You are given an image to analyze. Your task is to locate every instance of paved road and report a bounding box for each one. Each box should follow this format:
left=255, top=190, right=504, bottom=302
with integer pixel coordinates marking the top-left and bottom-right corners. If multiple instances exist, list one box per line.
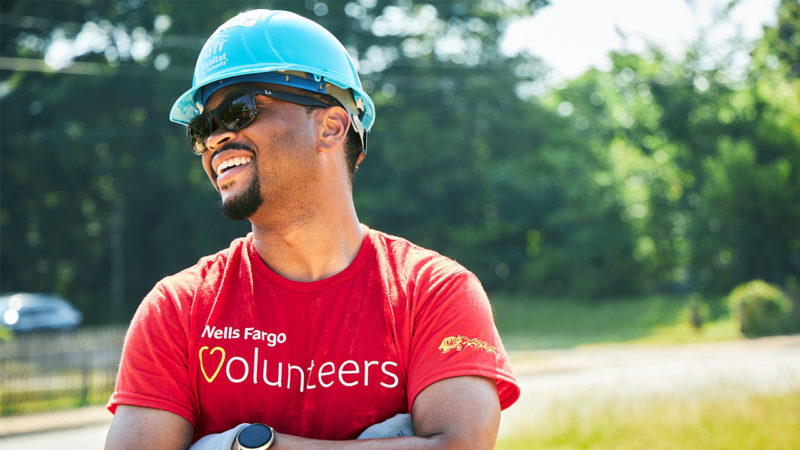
left=0, top=422, right=110, bottom=449
left=499, top=335, right=800, bottom=435
left=3, top=335, right=799, bottom=448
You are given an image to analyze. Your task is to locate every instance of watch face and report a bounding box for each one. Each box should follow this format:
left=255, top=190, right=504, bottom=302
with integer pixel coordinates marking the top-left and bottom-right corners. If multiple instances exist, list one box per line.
left=238, top=423, right=273, bottom=449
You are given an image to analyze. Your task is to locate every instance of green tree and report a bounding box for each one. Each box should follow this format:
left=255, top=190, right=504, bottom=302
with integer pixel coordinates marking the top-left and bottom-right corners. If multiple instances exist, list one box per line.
left=1, top=0, right=558, bottom=322
left=548, top=0, right=800, bottom=295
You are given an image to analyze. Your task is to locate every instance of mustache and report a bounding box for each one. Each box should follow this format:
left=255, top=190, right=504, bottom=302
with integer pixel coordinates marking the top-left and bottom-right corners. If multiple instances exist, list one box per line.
left=210, top=142, right=256, bottom=164
left=217, top=142, right=256, bottom=155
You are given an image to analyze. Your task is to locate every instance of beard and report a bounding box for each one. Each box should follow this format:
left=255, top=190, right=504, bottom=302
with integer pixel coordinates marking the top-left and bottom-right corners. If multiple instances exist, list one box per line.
left=220, top=172, right=263, bottom=221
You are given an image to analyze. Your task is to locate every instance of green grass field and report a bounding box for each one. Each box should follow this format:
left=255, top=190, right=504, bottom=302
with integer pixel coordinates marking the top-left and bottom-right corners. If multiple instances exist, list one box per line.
left=491, top=294, right=799, bottom=449
left=496, top=389, right=800, bottom=450
left=490, top=294, right=740, bottom=351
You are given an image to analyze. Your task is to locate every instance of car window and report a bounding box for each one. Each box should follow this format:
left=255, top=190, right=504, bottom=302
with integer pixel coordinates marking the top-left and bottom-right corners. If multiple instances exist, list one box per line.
left=20, top=305, right=58, bottom=315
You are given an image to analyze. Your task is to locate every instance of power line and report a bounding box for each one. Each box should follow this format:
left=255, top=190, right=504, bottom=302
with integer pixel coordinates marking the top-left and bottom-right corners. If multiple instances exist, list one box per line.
left=0, top=56, right=112, bottom=76
left=0, top=56, right=189, bottom=78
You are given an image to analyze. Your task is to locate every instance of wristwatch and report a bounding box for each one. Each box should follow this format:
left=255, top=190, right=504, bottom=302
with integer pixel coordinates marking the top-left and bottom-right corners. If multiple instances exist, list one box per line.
left=236, top=423, right=275, bottom=450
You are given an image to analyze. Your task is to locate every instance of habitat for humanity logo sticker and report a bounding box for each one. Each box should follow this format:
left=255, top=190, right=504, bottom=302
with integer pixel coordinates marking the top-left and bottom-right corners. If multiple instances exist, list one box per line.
left=197, top=37, right=228, bottom=75
left=438, top=335, right=497, bottom=356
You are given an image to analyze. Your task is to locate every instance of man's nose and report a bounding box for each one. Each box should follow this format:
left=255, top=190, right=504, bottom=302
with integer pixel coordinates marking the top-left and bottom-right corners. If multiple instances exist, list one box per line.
left=206, top=126, right=236, bottom=152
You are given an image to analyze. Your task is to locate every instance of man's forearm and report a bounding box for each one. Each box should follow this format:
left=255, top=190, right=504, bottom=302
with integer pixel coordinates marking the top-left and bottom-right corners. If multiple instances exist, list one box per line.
left=193, top=429, right=464, bottom=450
left=192, top=414, right=417, bottom=450
left=268, top=432, right=469, bottom=450
left=194, top=376, right=499, bottom=450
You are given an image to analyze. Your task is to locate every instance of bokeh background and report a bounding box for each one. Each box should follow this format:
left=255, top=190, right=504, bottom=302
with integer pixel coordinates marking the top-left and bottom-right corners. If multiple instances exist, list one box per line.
left=1, top=0, right=799, bottom=447
left=2, top=0, right=798, bottom=322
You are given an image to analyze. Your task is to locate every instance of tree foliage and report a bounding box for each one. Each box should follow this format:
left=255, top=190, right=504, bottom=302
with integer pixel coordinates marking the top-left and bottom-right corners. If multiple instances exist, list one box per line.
left=1, top=0, right=797, bottom=323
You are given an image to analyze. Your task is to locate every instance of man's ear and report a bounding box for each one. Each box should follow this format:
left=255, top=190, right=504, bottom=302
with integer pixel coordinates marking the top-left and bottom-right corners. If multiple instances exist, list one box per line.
left=317, top=107, right=350, bottom=153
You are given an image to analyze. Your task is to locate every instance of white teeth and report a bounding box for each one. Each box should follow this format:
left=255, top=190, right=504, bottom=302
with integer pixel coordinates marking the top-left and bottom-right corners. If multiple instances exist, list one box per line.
left=216, top=156, right=252, bottom=175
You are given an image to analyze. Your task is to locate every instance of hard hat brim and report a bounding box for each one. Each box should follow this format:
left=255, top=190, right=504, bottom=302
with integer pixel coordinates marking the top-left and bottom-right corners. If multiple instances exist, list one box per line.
left=169, top=66, right=375, bottom=131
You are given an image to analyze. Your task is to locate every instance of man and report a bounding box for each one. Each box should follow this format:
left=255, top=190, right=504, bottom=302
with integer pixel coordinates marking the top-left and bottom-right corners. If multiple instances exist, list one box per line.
left=106, top=9, right=519, bottom=449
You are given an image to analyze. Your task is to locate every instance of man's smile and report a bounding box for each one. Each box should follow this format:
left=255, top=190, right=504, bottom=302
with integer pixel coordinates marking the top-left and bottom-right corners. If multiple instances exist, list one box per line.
left=211, top=150, right=255, bottom=186
left=216, top=156, right=253, bottom=175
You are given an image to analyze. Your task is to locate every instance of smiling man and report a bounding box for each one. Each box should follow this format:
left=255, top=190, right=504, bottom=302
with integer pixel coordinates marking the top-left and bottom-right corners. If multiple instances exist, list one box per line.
left=105, top=9, right=518, bottom=450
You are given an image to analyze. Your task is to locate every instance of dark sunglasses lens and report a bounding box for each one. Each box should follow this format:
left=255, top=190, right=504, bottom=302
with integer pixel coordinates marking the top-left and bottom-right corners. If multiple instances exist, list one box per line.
left=221, top=94, right=257, bottom=129
left=186, top=93, right=258, bottom=155
left=188, top=115, right=212, bottom=154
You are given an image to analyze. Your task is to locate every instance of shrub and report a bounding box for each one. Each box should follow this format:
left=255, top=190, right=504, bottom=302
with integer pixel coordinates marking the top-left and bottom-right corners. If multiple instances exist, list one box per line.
left=727, top=280, right=794, bottom=337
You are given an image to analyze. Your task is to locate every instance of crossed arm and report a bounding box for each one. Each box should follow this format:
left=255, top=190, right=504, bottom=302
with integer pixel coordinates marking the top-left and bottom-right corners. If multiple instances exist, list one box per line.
left=105, top=375, right=500, bottom=449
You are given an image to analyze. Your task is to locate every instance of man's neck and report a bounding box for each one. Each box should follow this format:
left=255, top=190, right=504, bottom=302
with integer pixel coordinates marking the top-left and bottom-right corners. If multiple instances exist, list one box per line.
left=249, top=207, right=365, bottom=282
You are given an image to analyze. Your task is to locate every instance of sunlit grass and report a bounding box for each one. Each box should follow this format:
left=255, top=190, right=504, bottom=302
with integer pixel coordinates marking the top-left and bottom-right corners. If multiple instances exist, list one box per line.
left=631, top=315, right=740, bottom=345
left=497, top=389, right=800, bottom=449
left=0, top=371, right=114, bottom=416
left=491, top=294, right=740, bottom=350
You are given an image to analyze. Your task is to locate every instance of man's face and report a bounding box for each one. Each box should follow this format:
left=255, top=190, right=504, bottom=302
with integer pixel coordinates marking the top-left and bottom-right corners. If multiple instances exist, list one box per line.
left=199, top=83, right=320, bottom=221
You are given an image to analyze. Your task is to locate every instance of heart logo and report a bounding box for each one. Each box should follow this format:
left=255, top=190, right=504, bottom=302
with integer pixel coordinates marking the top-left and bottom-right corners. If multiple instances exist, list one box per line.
left=199, top=346, right=225, bottom=383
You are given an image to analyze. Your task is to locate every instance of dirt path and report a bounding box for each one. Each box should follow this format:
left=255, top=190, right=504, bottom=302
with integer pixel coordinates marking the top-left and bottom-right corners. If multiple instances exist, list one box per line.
left=500, top=334, right=800, bottom=437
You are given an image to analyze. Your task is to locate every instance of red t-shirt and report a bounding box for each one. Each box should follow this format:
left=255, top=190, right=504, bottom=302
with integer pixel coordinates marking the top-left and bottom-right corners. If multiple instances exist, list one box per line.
left=108, top=226, right=519, bottom=441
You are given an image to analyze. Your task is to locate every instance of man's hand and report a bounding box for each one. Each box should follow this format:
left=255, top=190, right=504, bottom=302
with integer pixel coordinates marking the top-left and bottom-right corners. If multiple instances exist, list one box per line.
left=357, top=413, right=414, bottom=439
left=187, top=423, right=249, bottom=450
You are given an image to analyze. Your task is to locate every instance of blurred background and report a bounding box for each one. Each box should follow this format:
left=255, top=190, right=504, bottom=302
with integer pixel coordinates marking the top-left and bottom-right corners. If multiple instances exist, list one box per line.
left=1, top=0, right=799, bottom=448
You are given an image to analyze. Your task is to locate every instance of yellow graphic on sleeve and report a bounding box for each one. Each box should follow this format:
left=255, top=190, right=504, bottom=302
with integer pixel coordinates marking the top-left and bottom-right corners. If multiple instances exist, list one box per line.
left=438, top=335, right=497, bottom=356
left=199, top=346, right=226, bottom=383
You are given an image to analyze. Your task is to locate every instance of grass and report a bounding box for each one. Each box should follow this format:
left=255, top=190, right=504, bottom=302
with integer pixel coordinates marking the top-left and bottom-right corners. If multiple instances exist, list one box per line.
left=0, top=369, right=115, bottom=416
left=496, top=389, right=800, bottom=450
left=490, top=294, right=741, bottom=351
left=0, top=326, right=124, bottom=417
left=0, top=391, right=112, bottom=416
left=492, top=294, right=799, bottom=448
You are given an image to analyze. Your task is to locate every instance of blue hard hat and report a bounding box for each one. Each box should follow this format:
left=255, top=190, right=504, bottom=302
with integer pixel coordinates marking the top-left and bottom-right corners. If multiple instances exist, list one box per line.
left=169, top=9, right=375, bottom=138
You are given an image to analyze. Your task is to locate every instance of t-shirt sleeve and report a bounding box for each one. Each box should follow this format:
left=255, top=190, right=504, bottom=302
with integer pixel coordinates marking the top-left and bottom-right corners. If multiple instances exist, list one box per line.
left=106, top=278, right=198, bottom=427
left=405, top=267, right=520, bottom=412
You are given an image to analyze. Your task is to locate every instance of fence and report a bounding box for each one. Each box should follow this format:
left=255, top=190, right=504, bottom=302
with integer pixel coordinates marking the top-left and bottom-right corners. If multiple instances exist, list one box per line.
left=0, top=326, right=126, bottom=416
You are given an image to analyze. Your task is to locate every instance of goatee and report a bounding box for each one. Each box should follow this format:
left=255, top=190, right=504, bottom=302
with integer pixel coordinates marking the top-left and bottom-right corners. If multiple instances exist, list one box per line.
left=220, top=174, right=263, bottom=221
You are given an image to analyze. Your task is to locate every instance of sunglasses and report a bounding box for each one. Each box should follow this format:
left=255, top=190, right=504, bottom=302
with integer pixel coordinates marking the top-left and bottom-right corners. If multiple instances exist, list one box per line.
left=187, top=88, right=338, bottom=155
